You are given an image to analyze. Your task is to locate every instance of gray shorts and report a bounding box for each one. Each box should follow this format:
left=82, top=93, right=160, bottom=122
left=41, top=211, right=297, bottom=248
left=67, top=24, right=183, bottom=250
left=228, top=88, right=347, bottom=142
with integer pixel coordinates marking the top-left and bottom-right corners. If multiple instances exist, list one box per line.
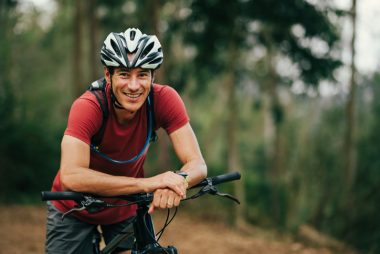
left=45, top=201, right=135, bottom=254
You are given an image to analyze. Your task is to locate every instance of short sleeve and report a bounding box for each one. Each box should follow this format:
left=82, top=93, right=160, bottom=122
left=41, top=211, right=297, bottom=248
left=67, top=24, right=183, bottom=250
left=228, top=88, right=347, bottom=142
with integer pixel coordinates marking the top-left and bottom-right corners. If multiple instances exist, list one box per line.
left=154, top=85, right=190, bottom=134
left=64, top=92, right=102, bottom=145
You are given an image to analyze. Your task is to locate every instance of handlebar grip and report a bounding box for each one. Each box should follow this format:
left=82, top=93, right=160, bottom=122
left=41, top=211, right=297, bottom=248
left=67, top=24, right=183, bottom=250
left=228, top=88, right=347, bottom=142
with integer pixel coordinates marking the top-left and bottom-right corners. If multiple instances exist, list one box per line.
left=192, top=171, right=241, bottom=188
left=41, top=191, right=85, bottom=201
left=210, top=171, right=241, bottom=185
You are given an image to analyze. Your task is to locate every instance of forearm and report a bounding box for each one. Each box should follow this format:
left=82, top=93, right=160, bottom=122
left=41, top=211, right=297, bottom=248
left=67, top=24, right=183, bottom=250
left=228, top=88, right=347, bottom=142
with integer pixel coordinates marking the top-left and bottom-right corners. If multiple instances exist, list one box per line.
left=178, top=158, right=207, bottom=187
left=60, top=167, right=146, bottom=196
left=60, top=166, right=187, bottom=198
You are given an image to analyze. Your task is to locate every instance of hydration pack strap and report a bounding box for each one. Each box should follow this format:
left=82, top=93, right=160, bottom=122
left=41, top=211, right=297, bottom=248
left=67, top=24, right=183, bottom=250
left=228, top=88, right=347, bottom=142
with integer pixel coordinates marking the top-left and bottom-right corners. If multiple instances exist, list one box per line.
left=88, top=77, right=109, bottom=148
left=87, top=78, right=157, bottom=164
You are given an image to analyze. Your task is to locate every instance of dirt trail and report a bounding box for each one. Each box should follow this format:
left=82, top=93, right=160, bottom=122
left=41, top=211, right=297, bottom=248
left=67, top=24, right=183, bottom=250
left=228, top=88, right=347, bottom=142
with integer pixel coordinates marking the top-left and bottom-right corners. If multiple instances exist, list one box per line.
left=0, top=205, right=349, bottom=254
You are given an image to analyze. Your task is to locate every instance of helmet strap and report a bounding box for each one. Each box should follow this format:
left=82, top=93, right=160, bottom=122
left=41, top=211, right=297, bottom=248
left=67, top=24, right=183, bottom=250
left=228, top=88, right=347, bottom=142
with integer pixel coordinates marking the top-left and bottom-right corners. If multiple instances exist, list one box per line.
left=109, top=74, right=125, bottom=110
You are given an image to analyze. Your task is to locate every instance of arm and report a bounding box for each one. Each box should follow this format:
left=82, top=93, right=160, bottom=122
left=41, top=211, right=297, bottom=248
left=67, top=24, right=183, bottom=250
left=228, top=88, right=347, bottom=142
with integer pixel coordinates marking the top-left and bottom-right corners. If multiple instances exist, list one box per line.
left=59, top=135, right=186, bottom=197
left=169, top=123, right=207, bottom=186
left=149, top=123, right=207, bottom=213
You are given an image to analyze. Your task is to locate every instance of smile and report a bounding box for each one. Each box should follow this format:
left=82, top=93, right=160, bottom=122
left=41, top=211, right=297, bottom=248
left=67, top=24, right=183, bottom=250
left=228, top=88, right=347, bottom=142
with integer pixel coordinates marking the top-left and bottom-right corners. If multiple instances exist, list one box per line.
left=123, top=92, right=142, bottom=99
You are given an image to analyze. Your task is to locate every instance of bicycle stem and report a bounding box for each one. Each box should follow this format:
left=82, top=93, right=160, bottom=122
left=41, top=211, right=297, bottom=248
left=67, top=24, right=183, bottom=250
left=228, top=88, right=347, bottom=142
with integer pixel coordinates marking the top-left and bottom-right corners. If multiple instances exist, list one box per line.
left=133, top=201, right=159, bottom=251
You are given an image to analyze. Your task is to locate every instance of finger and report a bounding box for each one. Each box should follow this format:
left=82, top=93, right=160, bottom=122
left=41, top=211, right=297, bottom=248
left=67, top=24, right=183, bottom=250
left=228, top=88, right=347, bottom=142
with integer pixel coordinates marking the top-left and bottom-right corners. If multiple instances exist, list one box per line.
left=159, top=192, right=168, bottom=209
left=167, top=182, right=185, bottom=198
left=165, top=172, right=186, bottom=197
left=148, top=204, right=155, bottom=214
left=182, top=185, right=187, bottom=199
left=167, top=194, right=175, bottom=208
left=173, top=195, right=181, bottom=207
left=153, top=191, right=162, bottom=208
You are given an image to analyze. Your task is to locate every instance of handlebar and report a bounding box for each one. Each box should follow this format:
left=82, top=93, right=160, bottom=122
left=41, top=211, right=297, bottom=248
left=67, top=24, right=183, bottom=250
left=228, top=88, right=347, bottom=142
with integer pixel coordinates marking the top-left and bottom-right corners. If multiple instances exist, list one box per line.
left=191, top=171, right=241, bottom=188
left=41, top=191, right=153, bottom=202
left=41, top=191, right=84, bottom=201
left=41, top=172, right=241, bottom=202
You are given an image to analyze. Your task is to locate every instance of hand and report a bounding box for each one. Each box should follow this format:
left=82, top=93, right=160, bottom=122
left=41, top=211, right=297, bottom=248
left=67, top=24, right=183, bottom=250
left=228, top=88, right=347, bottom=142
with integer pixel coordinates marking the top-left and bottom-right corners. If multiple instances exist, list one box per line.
left=148, top=188, right=184, bottom=214
left=143, top=171, right=188, bottom=198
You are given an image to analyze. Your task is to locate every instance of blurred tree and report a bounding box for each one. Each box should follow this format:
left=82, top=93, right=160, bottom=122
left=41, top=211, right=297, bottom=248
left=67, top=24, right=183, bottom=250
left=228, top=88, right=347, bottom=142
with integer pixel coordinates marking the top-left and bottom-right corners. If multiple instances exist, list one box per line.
left=244, top=0, right=342, bottom=223
left=344, top=0, right=357, bottom=191
left=0, top=0, right=18, bottom=195
left=185, top=0, right=248, bottom=227
left=0, top=0, right=62, bottom=201
left=135, top=0, right=172, bottom=171
left=73, top=0, right=85, bottom=97
left=320, top=72, right=380, bottom=253
left=184, top=0, right=342, bottom=226
left=88, top=0, right=99, bottom=79
left=350, top=76, right=380, bottom=252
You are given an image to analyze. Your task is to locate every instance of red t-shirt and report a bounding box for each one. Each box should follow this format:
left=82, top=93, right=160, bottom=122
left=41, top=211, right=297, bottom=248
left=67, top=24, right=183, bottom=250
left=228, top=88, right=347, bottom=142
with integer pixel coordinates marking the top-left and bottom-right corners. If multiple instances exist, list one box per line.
left=51, top=83, right=189, bottom=225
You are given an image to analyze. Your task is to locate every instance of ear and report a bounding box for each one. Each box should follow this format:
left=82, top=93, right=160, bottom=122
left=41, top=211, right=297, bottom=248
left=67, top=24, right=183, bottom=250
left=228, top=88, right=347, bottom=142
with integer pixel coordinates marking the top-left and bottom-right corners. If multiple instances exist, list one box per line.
left=104, top=67, right=111, bottom=84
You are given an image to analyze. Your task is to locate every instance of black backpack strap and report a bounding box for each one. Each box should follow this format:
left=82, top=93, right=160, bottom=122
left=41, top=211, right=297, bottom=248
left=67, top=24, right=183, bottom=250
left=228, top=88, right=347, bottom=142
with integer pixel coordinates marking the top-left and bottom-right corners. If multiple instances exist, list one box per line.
left=88, top=77, right=108, bottom=149
left=148, top=85, right=158, bottom=143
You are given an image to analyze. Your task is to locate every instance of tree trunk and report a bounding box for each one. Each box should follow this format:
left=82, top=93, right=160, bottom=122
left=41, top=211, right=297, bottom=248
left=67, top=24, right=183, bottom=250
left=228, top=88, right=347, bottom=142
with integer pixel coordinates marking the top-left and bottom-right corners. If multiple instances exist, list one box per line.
left=226, top=37, right=245, bottom=227
left=344, top=0, right=357, bottom=191
left=145, top=1, right=171, bottom=170
left=262, top=27, right=284, bottom=224
left=73, top=0, right=84, bottom=97
left=88, top=0, right=99, bottom=80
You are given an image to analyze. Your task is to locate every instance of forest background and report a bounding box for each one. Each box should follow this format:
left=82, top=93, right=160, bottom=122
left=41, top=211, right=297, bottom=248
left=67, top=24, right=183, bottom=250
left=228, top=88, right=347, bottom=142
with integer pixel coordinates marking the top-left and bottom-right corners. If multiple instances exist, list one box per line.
left=0, top=0, right=379, bottom=253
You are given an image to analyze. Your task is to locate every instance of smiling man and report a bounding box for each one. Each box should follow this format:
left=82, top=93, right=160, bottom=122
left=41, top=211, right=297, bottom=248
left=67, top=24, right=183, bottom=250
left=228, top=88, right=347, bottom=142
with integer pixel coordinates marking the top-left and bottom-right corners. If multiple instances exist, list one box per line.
left=45, top=28, right=207, bottom=254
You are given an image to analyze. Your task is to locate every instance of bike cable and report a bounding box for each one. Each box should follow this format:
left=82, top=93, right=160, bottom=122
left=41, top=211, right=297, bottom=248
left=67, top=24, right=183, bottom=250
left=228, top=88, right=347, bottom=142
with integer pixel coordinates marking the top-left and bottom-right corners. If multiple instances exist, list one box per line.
left=141, top=209, right=173, bottom=254
left=156, top=207, right=178, bottom=241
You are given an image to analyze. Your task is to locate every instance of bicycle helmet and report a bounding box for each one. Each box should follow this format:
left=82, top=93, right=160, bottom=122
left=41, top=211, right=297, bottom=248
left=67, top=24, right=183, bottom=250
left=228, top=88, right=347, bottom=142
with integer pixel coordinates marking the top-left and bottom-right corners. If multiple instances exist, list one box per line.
left=100, top=28, right=163, bottom=70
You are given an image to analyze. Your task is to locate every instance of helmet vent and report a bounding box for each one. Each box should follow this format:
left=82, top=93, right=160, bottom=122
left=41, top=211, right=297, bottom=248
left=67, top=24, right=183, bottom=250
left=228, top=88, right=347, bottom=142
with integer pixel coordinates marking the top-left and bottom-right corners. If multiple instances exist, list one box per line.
left=141, top=42, right=154, bottom=59
left=101, top=53, right=112, bottom=62
left=111, top=40, right=121, bottom=57
left=149, top=58, right=162, bottom=65
left=130, top=31, right=136, bottom=40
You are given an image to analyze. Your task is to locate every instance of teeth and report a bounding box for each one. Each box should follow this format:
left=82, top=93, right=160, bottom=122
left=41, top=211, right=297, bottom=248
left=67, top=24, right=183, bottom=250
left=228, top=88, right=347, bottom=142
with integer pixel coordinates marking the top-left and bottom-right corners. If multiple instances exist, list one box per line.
left=124, top=93, right=141, bottom=98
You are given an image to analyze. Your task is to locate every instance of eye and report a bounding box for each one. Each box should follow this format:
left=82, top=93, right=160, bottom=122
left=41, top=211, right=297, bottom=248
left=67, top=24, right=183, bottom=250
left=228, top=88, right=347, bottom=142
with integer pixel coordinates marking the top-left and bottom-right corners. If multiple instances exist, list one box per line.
left=139, top=72, right=149, bottom=78
left=118, top=72, right=129, bottom=78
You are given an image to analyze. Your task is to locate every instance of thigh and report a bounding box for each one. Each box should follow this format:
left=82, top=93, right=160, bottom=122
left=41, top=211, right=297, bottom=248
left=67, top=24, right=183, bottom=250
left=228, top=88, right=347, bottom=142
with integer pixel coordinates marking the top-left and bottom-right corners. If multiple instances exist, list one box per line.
left=101, top=216, right=136, bottom=252
left=45, top=201, right=97, bottom=254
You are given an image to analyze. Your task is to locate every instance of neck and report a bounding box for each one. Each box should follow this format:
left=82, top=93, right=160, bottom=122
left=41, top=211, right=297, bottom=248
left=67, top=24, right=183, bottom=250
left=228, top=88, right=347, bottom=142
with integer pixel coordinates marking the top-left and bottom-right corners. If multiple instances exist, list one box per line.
left=114, top=106, right=136, bottom=124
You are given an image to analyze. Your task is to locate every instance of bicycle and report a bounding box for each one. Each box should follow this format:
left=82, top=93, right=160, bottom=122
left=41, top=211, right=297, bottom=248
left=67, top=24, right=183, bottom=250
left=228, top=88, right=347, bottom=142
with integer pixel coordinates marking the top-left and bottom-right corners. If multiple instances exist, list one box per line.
left=41, top=172, right=241, bottom=254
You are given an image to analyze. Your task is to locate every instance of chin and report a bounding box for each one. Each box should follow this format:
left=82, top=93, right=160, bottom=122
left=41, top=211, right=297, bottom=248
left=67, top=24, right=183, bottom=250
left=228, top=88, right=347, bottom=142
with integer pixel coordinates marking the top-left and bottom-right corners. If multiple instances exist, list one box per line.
left=123, top=103, right=143, bottom=113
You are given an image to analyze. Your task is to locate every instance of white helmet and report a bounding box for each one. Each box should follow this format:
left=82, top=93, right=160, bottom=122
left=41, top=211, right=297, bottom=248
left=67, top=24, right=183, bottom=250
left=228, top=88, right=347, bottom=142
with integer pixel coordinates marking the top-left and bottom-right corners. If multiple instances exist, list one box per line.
left=100, top=28, right=163, bottom=70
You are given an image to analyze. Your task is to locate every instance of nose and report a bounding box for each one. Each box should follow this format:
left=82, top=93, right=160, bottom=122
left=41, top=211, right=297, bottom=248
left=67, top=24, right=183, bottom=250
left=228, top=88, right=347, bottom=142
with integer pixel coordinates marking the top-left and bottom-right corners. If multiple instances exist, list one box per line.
left=127, top=76, right=140, bottom=91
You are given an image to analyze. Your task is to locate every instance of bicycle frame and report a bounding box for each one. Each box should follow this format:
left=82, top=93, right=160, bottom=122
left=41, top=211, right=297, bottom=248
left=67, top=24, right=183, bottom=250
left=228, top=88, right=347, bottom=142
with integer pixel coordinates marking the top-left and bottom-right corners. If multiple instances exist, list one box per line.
left=100, top=199, right=177, bottom=254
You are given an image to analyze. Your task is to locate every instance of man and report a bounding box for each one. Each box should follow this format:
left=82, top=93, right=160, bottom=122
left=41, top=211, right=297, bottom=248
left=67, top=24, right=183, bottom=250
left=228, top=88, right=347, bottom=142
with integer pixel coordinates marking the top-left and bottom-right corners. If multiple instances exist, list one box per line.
left=45, top=28, right=207, bottom=253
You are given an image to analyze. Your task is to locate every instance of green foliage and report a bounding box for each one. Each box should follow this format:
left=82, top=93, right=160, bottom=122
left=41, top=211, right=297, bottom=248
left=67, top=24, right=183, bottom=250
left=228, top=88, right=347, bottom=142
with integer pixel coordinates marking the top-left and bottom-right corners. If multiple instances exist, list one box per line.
left=184, top=0, right=247, bottom=84
left=185, top=0, right=341, bottom=88
left=333, top=76, right=380, bottom=253
left=0, top=120, right=60, bottom=202
left=0, top=0, right=66, bottom=202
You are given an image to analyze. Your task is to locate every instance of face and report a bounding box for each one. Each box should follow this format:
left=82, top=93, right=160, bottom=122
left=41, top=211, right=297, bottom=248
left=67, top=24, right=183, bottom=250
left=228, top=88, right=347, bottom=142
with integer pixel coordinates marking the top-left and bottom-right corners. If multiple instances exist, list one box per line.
left=105, top=67, right=152, bottom=114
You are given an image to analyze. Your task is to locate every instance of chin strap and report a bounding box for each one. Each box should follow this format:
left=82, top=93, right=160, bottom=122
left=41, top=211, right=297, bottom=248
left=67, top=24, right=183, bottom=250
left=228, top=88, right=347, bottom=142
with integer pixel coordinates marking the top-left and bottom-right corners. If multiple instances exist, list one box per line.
left=109, top=78, right=125, bottom=109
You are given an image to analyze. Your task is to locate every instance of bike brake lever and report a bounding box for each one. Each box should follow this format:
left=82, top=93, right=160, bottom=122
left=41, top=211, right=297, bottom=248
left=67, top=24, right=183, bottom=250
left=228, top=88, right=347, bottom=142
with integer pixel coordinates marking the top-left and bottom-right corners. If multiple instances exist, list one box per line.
left=61, top=195, right=106, bottom=220
left=213, top=191, right=240, bottom=204
left=187, top=178, right=241, bottom=205
left=186, top=179, right=214, bottom=200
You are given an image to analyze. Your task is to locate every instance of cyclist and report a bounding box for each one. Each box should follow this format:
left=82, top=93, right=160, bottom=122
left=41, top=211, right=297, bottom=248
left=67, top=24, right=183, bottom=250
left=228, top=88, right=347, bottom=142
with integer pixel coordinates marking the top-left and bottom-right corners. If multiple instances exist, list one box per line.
left=45, top=27, right=207, bottom=254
